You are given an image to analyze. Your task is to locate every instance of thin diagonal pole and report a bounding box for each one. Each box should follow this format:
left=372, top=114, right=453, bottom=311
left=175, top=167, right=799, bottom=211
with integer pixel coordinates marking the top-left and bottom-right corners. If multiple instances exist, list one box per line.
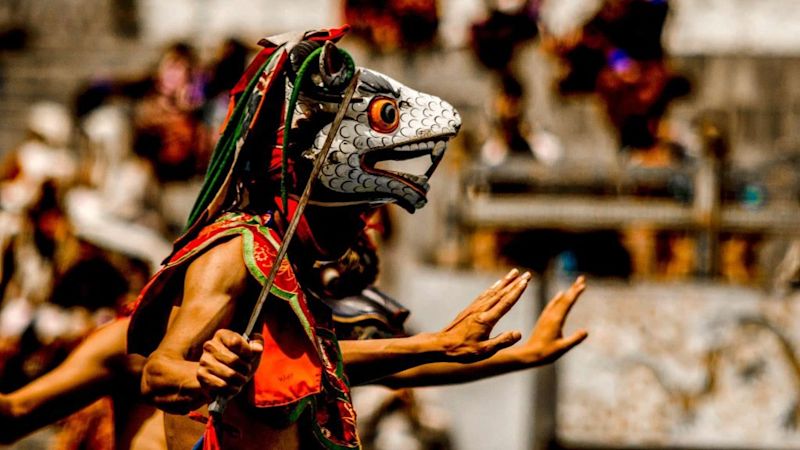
left=208, top=69, right=361, bottom=417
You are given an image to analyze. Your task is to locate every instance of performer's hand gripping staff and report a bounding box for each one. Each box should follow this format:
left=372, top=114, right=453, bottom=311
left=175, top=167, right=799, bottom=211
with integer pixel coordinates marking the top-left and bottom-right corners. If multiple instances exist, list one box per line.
left=202, top=69, right=363, bottom=428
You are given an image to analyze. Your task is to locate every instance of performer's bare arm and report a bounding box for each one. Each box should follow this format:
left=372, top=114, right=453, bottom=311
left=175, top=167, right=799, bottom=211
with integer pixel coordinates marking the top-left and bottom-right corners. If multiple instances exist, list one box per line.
left=141, top=240, right=535, bottom=409
left=341, top=269, right=533, bottom=385
left=0, top=319, right=129, bottom=444
left=372, top=277, right=588, bottom=389
left=140, top=236, right=263, bottom=414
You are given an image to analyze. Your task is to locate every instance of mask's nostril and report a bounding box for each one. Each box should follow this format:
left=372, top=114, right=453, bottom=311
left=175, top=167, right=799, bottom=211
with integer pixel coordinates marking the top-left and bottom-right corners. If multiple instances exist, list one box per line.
left=452, top=111, right=462, bottom=133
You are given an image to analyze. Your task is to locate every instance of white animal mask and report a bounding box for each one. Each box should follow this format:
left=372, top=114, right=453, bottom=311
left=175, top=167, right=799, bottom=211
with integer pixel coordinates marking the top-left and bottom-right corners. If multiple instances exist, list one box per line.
left=287, top=41, right=461, bottom=212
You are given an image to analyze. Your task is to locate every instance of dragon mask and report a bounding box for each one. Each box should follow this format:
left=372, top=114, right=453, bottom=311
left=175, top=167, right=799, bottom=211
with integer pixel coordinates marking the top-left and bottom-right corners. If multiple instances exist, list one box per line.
left=183, top=26, right=461, bottom=245
left=292, top=46, right=461, bottom=212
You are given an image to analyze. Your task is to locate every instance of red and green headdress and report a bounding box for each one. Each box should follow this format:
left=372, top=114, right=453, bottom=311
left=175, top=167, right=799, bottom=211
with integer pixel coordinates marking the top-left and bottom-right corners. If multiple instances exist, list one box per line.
left=177, top=27, right=352, bottom=247
left=173, top=25, right=461, bottom=258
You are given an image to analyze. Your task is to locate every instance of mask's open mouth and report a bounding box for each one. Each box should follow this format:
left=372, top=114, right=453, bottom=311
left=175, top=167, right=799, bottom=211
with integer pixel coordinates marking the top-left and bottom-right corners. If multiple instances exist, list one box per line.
left=362, top=138, right=449, bottom=194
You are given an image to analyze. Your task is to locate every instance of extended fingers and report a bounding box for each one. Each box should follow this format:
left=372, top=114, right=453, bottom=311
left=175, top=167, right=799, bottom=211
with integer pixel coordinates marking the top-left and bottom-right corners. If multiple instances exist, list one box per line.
left=475, top=268, right=521, bottom=306
left=568, top=275, right=586, bottom=298
left=559, top=276, right=586, bottom=318
left=475, top=270, right=529, bottom=315
left=557, top=329, right=589, bottom=353
left=481, top=271, right=532, bottom=324
left=491, top=268, right=520, bottom=292
left=452, top=268, right=522, bottom=324
left=479, top=330, right=523, bottom=357
left=545, top=276, right=586, bottom=319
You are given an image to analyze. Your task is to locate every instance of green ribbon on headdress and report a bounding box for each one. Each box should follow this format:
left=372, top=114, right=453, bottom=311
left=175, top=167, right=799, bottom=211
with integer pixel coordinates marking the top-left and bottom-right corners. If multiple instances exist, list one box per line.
left=280, top=46, right=323, bottom=212
left=184, top=53, right=277, bottom=229
left=185, top=44, right=354, bottom=230
left=280, top=46, right=355, bottom=211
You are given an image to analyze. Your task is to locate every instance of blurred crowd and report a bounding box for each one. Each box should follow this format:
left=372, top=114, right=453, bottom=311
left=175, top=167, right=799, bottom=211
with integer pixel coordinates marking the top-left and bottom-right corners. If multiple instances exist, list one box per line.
left=472, top=0, right=691, bottom=167
left=2, top=1, right=797, bottom=448
left=0, top=0, right=781, bottom=400
left=0, top=37, right=249, bottom=397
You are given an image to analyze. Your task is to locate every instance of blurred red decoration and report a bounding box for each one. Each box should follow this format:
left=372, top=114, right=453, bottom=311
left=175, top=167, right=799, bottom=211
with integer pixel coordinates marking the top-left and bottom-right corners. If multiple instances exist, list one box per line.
left=470, top=1, right=540, bottom=71
left=549, top=0, right=690, bottom=150
left=344, top=0, right=440, bottom=52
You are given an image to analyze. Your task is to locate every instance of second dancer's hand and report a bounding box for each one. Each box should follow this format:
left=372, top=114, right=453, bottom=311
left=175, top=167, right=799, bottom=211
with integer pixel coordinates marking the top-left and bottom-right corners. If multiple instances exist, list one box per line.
left=433, top=268, right=531, bottom=363
left=512, top=276, right=589, bottom=366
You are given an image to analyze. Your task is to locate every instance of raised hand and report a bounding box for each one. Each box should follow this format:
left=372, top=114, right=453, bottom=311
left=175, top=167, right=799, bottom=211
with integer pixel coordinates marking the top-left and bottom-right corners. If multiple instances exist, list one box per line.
left=517, top=276, right=588, bottom=366
left=197, top=330, right=264, bottom=398
left=435, top=269, right=531, bottom=363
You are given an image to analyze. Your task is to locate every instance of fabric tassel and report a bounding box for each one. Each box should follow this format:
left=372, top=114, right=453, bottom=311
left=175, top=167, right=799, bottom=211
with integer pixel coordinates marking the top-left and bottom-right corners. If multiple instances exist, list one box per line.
left=197, top=415, right=222, bottom=450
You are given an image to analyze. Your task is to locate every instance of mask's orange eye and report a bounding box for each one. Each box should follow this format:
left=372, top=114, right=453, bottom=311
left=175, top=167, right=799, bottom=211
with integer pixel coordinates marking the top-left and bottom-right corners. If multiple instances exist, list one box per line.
left=368, top=97, right=400, bottom=133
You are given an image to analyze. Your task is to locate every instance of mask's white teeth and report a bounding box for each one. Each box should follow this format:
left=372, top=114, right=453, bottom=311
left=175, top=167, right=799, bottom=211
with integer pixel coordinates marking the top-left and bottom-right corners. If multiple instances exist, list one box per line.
left=398, top=173, right=429, bottom=186
left=432, top=141, right=446, bottom=159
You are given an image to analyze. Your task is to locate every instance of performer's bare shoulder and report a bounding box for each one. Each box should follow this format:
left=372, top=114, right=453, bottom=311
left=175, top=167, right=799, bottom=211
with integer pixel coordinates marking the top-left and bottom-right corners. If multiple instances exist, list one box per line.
left=141, top=235, right=301, bottom=448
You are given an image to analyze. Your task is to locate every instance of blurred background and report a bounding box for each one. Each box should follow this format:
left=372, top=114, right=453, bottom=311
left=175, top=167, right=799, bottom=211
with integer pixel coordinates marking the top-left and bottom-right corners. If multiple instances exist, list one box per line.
left=1, top=0, right=800, bottom=449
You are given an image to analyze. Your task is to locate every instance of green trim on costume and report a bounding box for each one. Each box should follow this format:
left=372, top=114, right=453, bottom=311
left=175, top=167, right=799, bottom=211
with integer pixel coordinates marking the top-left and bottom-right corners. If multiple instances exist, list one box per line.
left=287, top=396, right=313, bottom=423
left=162, top=228, right=242, bottom=269
left=301, top=395, right=362, bottom=450
left=284, top=294, right=315, bottom=343
left=332, top=336, right=346, bottom=380
left=235, top=222, right=318, bottom=345
left=312, top=424, right=361, bottom=450
left=257, top=223, right=283, bottom=252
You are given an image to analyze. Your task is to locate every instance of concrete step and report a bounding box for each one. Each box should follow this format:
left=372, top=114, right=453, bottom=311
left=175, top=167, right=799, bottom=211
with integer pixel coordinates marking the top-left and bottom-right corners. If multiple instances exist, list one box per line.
left=0, top=42, right=179, bottom=155
left=0, top=129, right=26, bottom=152
left=0, top=45, right=160, bottom=106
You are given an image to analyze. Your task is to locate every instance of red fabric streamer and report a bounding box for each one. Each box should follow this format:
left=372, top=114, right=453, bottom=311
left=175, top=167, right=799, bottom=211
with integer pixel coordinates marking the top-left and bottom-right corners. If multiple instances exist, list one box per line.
left=202, top=416, right=221, bottom=450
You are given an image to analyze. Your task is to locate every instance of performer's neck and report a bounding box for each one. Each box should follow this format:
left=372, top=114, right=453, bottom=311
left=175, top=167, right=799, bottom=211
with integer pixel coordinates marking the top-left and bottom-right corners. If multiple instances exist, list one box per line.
left=273, top=202, right=369, bottom=260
